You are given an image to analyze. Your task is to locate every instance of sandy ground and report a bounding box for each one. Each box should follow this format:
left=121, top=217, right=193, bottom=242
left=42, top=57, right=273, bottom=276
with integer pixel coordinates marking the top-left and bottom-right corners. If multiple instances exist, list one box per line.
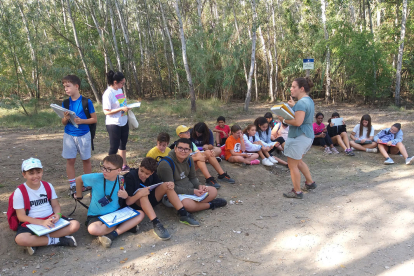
left=1, top=101, right=414, bottom=276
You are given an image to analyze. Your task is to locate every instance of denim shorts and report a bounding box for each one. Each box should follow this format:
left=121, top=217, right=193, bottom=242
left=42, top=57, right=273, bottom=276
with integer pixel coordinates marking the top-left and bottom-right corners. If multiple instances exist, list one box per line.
left=62, top=132, right=91, bottom=160
left=284, top=134, right=313, bottom=160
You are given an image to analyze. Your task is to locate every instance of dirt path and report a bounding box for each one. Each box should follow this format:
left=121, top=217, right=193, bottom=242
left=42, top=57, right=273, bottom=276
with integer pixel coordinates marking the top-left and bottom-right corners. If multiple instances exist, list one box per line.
left=1, top=102, right=414, bottom=275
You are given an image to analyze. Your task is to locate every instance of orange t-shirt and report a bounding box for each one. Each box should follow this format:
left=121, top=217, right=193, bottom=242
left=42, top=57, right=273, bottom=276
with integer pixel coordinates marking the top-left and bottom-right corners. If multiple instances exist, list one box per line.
left=225, top=135, right=242, bottom=160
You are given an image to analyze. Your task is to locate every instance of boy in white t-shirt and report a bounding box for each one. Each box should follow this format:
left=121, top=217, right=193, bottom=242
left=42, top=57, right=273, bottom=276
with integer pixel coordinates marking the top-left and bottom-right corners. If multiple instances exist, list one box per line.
left=349, top=114, right=378, bottom=153
left=14, top=158, right=80, bottom=255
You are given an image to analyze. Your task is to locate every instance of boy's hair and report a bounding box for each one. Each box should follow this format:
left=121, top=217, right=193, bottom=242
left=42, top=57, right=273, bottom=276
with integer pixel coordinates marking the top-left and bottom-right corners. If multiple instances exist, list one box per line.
left=23, top=168, right=42, bottom=174
left=175, top=138, right=192, bottom=149
left=103, top=154, right=123, bottom=169
left=140, top=157, right=158, bottom=172
left=62, top=75, right=81, bottom=88
left=231, top=124, right=241, bottom=133
left=157, top=132, right=170, bottom=144
left=264, top=112, right=273, bottom=119
left=217, top=116, right=226, bottom=122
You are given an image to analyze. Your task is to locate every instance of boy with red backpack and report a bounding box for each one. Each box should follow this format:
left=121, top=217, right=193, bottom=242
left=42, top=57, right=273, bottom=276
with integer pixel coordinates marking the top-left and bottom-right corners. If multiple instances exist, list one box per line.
left=8, top=158, right=80, bottom=255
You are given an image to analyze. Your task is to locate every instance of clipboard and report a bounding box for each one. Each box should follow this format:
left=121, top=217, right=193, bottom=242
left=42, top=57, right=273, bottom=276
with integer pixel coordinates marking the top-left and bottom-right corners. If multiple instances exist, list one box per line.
left=26, top=218, right=70, bottom=236
left=50, top=104, right=79, bottom=128
left=98, top=207, right=140, bottom=228
left=133, top=183, right=163, bottom=195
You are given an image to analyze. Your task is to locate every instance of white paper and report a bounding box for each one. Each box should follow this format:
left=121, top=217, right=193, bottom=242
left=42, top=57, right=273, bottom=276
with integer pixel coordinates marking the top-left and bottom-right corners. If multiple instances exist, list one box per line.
left=99, top=207, right=139, bottom=227
left=330, top=118, right=344, bottom=126
left=178, top=192, right=209, bottom=202
left=133, top=183, right=163, bottom=195
left=26, top=218, right=70, bottom=236
left=50, top=104, right=79, bottom=128
left=127, top=102, right=141, bottom=109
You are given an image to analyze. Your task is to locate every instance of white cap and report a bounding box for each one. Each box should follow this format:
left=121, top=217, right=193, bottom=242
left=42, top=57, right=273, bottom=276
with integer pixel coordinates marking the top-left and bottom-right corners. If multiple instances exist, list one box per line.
left=22, top=157, right=43, bottom=172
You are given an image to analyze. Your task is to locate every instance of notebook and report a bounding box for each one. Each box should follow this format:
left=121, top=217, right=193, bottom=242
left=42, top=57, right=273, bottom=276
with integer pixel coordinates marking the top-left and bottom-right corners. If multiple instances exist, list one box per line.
left=330, top=118, right=344, bottom=126
left=50, top=104, right=79, bottom=128
left=26, top=218, right=70, bottom=236
left=98, top=207, right=140, bottom=228
left=132, top=183, right=163, bottom=195
left=178, top=192, right=209, bottom=202
left=271, top=103, right=295, bottom=120
left=127, top=102, right=141, bottom=109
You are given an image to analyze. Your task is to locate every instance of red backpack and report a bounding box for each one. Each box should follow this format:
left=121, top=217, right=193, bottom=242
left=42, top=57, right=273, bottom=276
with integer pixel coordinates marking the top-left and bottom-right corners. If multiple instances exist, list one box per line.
left=7, top=181, right=52, bottom=231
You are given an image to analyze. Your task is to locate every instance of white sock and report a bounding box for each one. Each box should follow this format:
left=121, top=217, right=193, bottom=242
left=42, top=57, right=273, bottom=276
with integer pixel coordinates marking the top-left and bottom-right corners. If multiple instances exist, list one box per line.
left=47, top=235, right=59, bottom=246
left=69, top=178, right=76, bottom=188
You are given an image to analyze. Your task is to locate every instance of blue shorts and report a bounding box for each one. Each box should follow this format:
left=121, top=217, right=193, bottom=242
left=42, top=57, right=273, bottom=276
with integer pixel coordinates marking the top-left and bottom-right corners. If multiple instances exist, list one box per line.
left=62, top=132, right=91, bottom=160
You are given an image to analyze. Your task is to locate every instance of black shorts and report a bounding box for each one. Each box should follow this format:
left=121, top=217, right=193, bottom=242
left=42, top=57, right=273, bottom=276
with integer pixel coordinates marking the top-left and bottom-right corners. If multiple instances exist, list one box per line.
left=86, top=215, right=102, bottom=227
left=130, top=189, right=161, bottom=211
left=271, top=137, right=285, bottom=144
left=16, top=216, right=71, bottom=238
left=220, top=137, right=227, bottom=145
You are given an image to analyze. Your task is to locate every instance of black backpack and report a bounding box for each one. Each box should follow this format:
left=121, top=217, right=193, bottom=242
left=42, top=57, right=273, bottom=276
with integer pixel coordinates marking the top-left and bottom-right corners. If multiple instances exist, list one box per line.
left=63, top=97, right=96, bottom=150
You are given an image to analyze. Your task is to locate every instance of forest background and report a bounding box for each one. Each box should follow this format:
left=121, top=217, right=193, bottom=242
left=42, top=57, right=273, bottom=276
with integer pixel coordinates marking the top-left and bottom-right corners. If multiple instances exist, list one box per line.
left=0, top=0, right=412, bottom=114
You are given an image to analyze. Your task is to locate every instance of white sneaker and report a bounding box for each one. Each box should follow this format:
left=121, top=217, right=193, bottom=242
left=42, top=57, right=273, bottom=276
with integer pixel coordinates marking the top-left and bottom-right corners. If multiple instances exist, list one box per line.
left=262, top=158, right=274, bottom=166
left=406, top=156, right=413, bottom=165
left=268, top=156, right=278, bottom=164
left=384, top=158, right=394, bottom=164
left=366, top=148, right=378, bottom=153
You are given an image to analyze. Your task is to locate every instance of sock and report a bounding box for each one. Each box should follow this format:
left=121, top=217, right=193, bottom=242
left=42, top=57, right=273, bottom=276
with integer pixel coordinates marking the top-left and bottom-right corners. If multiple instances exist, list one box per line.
left=69, top=178, right=76, bottom=188
left=177, top=207, right=187, bottom=217
left=151, top=217, right=161, bottom=226
left=209, top=202, right=214, bottom=209
left=47, top=235, right=59, bottom=246
left=106, top=230, right=119, bottom=240
left=295, top=190, right=302, bottom=195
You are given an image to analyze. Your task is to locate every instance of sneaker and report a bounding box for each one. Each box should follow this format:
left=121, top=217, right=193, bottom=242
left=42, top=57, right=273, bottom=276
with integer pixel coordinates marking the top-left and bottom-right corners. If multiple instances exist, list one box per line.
left=220, top=154, right=225, bottom=160
left=98, top=235, right=114, bottom=248
left=366, top=148, right=378, bottom=153
left=345, top=149, right=355, bottom=156
left=351, top=147, right=355, bottom=151
left=210, top=198, right=227, bottom=209
left=215, top=157, right=222, bottom=163
left=127, top=225, right=139, bottom=234
left=121, top=165, right=130, bottom=172
left=179, top=212, right=200, bottom=227
left=56, top=236, right=77, bottom=247
left=218, top=172, right=235, bottom=184
left=331, top=147, right=340, bottom=154
left=384, top=157, right=394, bottom=165
left=250, top=159, right=260, bottom=165
left=406, top=156, right=413, bottom=165
left=324, top=147, right=332, bottom=154
left=268, top=156, right=278, bottom=164
left=262, top=158, right=274, bottom=166
left=302, top=181, right=317, bottom=191
left=283, top=189, right=303, bottom=199
left=26, top=246, right=37, bottom=255
left=153, top=222, right=171, bottom=240
left=205, top=177, right=221, bottom=189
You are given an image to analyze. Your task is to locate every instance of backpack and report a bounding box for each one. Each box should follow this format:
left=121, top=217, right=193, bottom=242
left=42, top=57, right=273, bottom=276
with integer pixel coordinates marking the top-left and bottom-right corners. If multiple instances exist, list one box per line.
left=7, top=181, right=52, bottom=231
left=63, top=97, right=96, bottom=151
left=158, top=156, right=191, bottom=177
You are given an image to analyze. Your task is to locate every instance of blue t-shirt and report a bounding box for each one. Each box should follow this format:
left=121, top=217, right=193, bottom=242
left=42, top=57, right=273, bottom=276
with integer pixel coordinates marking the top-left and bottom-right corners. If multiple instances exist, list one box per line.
left=82, top=173, right=120, bottom=216
left=190, top=129, right=215, bottom=147
left=62, top=95, right=95, bottom=137
left=288, top=96, right=315, bottom=139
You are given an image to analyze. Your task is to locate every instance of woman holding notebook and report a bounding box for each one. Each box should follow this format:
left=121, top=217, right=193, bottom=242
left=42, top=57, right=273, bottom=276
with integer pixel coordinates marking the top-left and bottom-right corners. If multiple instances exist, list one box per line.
left=276, top=77, right=316, bottom=200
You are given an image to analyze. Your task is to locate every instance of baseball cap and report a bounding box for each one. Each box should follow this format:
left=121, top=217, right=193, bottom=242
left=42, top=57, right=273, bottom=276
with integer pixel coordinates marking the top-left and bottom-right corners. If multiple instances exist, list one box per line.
left=176, top=125, right=190, bottom=136
left=22, top=157, right=43, bottom=172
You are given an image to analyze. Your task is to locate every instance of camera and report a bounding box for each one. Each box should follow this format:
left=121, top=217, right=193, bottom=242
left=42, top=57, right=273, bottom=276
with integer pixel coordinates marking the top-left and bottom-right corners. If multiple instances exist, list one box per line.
left=98, top=195, right=113, bottom=207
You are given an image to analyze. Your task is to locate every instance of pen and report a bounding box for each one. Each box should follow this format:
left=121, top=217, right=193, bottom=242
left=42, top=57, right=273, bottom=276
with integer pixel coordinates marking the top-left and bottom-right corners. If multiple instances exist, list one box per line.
left=112, top=215, right=117, bottom=223
left=140, top=183, right=146, bottom=188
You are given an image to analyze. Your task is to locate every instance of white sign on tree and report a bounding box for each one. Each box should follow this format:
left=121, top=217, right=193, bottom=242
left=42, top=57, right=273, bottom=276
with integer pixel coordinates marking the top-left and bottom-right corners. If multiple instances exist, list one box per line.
left=303, top=59, right=314, bottom=70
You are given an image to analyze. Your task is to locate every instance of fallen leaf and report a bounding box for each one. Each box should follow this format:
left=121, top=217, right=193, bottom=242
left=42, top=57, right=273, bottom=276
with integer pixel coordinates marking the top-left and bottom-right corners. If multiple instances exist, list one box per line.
left=120, top=261, right=125, bottom=264
left=123, top=258, right=128, bottom=261
left=32, top=271, right=37, bottom=274
left=120, top=247, right=124, bottom=250
left=97, top=254, right=101, bottom=257
left=137, top=244, right=141, bottom=247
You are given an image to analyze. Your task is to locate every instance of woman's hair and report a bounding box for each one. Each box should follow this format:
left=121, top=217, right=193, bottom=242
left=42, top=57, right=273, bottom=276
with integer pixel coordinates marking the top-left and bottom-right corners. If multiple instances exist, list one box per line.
left=392, top=123, right=401, bottom=131
left=294, top=77, right=314, bottom=93
left=107, top=70, right=125, bottom=85
left=315, top=112, right=324, bottom=119
left=192, top=122, right=211, bottom=145
left=264, top=112, right=273, bottom=119
left=254, top=117, right=270, bottom=138
left=231, top=124, right=241, bottom=133
left=243, top=124, right=256, bottom=136
left=359, top=114, right=372, bottom=139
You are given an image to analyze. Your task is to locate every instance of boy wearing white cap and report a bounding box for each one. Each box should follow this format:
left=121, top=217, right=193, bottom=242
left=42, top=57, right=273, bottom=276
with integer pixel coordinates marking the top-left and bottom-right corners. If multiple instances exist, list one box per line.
left=13, top=158, right=80, bottom=255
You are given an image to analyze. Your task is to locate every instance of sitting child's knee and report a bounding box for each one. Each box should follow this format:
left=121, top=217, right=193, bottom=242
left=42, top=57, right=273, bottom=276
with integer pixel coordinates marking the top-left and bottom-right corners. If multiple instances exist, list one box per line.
left=69, top=220, right=80, bottom=232
left=15, top=235, right=29, bottom=246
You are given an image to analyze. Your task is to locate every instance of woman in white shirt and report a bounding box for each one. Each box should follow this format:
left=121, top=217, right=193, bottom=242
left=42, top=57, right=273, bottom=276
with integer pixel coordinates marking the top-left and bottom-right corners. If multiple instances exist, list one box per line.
left=349, top=114, right=377, bottom=153
left=102, top=70, right=131, bottom=171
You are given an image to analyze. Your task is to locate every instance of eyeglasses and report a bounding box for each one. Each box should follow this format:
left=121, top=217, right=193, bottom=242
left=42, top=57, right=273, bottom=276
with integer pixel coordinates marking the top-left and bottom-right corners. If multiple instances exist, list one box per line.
left=100, top=165, right=118, bottom=172
left=177, top=146, right=191, bottom=153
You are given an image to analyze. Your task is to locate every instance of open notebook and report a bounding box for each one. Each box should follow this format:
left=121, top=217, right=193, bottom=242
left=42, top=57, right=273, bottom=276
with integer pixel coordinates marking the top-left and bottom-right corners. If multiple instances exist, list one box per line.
left=26, top=218, right=70, bottom=236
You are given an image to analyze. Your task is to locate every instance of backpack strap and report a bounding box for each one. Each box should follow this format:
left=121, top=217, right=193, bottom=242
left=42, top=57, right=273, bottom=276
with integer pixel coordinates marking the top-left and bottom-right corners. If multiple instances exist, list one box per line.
left=81, top=96, right=91, bottom=119
left=159, top=156, right=192, bottom=176
left=17, top=184, right=31, bottom=214
left=63, top=99, right=70, bottom=110
left=41, top=181, right=52, bottom=201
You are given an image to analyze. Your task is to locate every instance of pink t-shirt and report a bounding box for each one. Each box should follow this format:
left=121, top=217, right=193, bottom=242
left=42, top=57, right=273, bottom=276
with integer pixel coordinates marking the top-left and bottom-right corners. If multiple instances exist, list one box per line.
left=313, top=122, right=325, bottom=134
left=215, top=125, right=230, bottom=139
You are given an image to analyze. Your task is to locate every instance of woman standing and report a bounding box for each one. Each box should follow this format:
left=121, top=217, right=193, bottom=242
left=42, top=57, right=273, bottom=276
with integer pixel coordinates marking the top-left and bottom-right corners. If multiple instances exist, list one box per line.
left=102, top=70, right=131, bottom=171
left=276, top=77, right=316, bottom=199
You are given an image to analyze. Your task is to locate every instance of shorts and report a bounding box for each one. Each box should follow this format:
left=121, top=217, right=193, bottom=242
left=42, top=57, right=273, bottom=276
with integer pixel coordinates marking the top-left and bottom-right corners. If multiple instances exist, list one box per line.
left=284, top=134, right=313, bottom=160
left=62, top=132, right=91, bottom=160
left=220, top=137, right=227, bottom=145
left=15, top=216, right=71, bottom=238
left=271, top=137, right=285, bottom=145
left=130, top=189, right=161, bottom=211
left=86, top=215, right=101, bottom=227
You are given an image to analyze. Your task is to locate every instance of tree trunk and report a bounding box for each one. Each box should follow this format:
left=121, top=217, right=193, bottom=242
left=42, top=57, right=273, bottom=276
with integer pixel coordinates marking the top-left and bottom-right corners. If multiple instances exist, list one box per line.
left=271, top=0, right=279, bottom=100
left=175, top=0, right=196, bottom=112
left=321, top=0, right=331, bottom=104
left=395, top=0, right=407, bottom=107
left=232, top=4, right=248, bottom=83
left=196, top=0, right=203, bottom=28
left=66, top=0, right=100, bottom=103
left=109, top=0, right=122, bottom=72
left=244, top=0, right=257, bottom=111
left=160, top=24, right=172, bottom=95
left=258, top=27, right=273, bottom=102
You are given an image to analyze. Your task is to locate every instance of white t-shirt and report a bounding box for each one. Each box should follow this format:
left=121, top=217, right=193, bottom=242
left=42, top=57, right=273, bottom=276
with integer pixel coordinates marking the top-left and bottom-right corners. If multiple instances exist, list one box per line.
left=352, top=124, right=375, bottom=139
left=13, top=182, right=58, bottom=218
left=102, top=87, right=128, bottom=126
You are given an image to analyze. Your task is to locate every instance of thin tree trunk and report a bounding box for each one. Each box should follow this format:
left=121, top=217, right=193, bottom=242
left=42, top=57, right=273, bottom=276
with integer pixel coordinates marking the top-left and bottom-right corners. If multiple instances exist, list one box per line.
left=367, top=0, right=377, bottom=96
left=160, top=24, right=172, bottom=95
left=232, top=4, right=248, bottom=83
left=321, top=0, right=331, bottom=104
left=271, top=0, right=279, bottom=100
left=244, top=0, right=257, bottom=111
left=395, top=0, right=407, bottom=106
left=175, top=0, right=196, bottom=112
left=66, top=0, right=100, bottom=103
left=109, top=0, right=122, bottom=72
left=258, top=26, right=273, bottom=102
left=196, top=0, right=203, bottom=28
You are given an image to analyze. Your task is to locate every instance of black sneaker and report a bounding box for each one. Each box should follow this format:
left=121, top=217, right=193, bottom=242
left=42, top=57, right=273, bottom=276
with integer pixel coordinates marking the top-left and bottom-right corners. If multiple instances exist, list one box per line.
left=179, top=212, right=200, bottom=227
left=56, top=236, right=77, bottom=247
left=283, top=189, right=303, bottom=199
left=302, top=181, right=317, bottom=191
left=26, top=246, right=37, bottom=255
left=205, top=177, right=221, bottom=189
left=210, top=198, right=227, bottom=210
left=127, top=225, right=139, bottom=234
left=215, top=157, right=222, bottom=163
left=153, top=222, right=171, bottom=240
left=98, top=235, right=114, bottom=248
left=218, top=172, right=235, bottom=184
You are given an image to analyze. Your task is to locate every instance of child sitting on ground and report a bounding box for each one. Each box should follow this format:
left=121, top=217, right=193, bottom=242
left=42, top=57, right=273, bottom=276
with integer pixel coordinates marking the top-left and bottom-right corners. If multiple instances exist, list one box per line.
left=13, top=158, right=80, bottom=255
left=349, top=114, right=378, bottom=153
left=327, top=112, right=355, bottom=156
left=243, top=124, right=273, bottom=166
left=254, top=117, right=286, bottom=165
left=74, top=154, right=145, bottom=248
left=146, top=132, right=171, bottom=160
left=213, top=116, right=230, bottom=147
left=271, top=121, right=289, bottom=149
left=312, top=112, right=339, bottom=154
left=225, top=124, right=260, bottom=165
left=264, top=112, right=276, bottom=129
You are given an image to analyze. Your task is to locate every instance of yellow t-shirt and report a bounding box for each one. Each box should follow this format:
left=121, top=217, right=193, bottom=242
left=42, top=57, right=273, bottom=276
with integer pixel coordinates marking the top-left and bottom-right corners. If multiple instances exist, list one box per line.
left=146, top=146, right=171, bottom=160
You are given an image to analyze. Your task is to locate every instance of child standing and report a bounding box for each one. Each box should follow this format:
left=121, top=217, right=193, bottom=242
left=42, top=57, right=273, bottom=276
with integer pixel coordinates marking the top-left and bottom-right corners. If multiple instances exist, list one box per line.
left=74, top=154, right=145, bottom=248
left=146, top=132, right=171, bottom=160
left=213, top=116, right=231, bottom=146
left=243, top=124, right=273, bottom=166
left=61, top=75, right=97, bottom=194
left=13, top=158, right=80, bottom=255
left=225, top=125, right=260, bottom=165
left=349, top=114, right=378, bottom=153
left=312, top=112, right=339, bottom=154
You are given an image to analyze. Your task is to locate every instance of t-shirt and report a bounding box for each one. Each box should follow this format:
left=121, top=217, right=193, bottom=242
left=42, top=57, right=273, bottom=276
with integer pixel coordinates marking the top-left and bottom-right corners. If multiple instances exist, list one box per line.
left=313, top=122, right=326, bottom=135
left=62, top=95, right=95, bottom=137
left=215, top=125, right=230, bottom=139
left=190, top=129, right=215, bottom=147
left=288, top=96, right=315, bottom=139
left=146, top=146, right=171, bottom=160
left=271, top=122, right=289, bottom=141
left=352, top=124, right=375, bottom=139
left=13, top=182, right=58, bottom=218
left=124, top=170, right=162, bottom=203
left=225, top=135, right=241, bottom=160
left=82, top=173, right=121, bottom=216
left=102, top=87, right=128, bottom=126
